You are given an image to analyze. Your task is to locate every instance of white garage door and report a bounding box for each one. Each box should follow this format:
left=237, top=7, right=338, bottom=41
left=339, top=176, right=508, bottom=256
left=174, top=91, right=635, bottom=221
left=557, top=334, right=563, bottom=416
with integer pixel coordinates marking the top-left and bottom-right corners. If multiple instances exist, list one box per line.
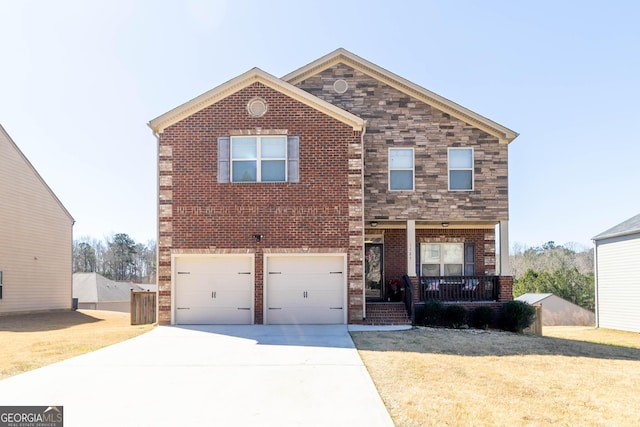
left=175, top=256, right=253, bottom=324
left=266, top=255, right=345, bottom=324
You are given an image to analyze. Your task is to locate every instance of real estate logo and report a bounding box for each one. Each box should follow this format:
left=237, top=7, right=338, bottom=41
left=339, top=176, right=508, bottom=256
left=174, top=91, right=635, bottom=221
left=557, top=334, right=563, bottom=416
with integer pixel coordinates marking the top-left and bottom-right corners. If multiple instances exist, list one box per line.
left=0, top=406, right=63, bottom=427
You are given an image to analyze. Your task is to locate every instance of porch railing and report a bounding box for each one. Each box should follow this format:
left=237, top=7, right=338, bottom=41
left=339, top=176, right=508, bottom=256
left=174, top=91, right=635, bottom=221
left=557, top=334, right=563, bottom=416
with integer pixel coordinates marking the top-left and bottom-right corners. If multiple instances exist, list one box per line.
left=419, top=275, right=499, bottom=302
left=402, top=274, right=415, bottom=325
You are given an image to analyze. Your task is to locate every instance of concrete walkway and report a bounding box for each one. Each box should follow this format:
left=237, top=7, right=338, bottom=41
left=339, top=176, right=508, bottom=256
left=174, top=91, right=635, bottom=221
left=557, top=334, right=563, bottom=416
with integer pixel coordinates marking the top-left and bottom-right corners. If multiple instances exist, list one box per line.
left=0, top=325, right=397, bottom=427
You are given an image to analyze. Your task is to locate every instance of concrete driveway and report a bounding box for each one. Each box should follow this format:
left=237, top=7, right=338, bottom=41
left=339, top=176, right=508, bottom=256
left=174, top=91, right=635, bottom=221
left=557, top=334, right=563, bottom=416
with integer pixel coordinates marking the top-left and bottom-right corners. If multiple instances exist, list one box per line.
left=0, top=325, right=395, bottom=427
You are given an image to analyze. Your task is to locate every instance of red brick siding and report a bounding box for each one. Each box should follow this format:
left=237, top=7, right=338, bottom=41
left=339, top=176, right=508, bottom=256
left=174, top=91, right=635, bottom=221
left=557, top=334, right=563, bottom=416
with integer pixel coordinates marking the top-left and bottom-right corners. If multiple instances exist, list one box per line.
left=381, top=228, right=496, bottom=285
left=157, top=82, right=363, bottom=324
left=498, top=276, right=514, bottom=302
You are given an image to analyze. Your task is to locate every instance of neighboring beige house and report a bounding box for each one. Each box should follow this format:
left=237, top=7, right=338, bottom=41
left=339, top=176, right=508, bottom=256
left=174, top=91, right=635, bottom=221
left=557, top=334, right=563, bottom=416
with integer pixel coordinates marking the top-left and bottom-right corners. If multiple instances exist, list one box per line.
left=73, top=272, right=145, bottom=313
left=515, top=293, right=595, bottom=326
left=593, top=213, right=640, bottom=332
left=0, top=125, right=74, bottom=314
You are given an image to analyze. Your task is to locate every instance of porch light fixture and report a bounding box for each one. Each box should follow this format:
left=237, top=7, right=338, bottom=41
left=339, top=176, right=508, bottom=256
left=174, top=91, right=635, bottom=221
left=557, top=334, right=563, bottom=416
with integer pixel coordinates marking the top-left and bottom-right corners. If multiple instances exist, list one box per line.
left=441, top=222, right=449, bottom=228
left=370, top=221, right=378, bottom=227
left=252, top=234, right=263, bottom=243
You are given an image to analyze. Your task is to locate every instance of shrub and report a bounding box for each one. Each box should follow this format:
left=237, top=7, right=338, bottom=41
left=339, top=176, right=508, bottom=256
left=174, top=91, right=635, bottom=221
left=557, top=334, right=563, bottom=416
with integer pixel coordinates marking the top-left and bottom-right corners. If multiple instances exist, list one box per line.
left=501, top=301, right=536, bottom=333
left=422, top=300, right=444, bottom=326
left=470, top=306, right=494, bottom=329
left=414, top=304, right=425, bottom=326
left=442, top=305, right=467, bottom=328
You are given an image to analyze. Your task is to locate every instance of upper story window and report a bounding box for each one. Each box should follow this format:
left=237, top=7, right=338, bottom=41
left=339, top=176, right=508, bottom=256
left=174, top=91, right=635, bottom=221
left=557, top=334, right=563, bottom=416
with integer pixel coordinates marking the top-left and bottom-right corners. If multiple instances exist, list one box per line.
left=217, top=135, right=299, bottom=184
left=231, top=136, right=287, bottom=182
left=448, top=148, right=473, bottom=191
left=389, top=148, right=414, bottom=191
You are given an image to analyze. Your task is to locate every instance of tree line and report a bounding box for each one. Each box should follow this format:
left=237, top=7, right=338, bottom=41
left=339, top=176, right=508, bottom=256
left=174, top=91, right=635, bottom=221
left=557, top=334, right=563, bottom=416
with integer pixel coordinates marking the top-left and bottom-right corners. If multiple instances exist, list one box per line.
left=510, top=241, right=595, bottom=311
left=73, top=233, right=156, bottom=284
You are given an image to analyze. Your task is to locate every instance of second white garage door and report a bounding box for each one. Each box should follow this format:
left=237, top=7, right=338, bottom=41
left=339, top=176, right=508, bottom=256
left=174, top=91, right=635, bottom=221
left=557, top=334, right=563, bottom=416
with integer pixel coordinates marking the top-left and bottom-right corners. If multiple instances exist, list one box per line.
left=265, top=255, right=346, bottom=324
left=175, top=256, right=253, bottom=325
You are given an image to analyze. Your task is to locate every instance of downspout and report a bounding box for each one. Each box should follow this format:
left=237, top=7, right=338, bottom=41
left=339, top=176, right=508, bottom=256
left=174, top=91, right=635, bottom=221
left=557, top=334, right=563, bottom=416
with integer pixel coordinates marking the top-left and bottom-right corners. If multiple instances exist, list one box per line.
left=152, top=128, right=162, bottom=325
left=360, top=122, right=367, bottom=322
left=593, top=239, right=599, bottom=328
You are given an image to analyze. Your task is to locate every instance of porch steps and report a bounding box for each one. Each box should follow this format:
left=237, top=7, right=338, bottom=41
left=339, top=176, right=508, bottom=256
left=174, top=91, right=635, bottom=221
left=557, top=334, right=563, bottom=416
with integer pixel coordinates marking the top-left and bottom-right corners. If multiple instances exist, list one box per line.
left=364, top=302, right=412, bottom=326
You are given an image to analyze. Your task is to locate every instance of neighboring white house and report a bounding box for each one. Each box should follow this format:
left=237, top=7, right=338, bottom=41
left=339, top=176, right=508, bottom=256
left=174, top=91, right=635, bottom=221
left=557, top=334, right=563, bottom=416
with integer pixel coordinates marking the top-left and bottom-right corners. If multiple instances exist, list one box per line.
left=515, top=293, right=595, bottom=326
left=73, top=272, right=147, bottom=313
left=0, top=125, right=74, bottom=314
left=592, top=213, right=640, bottom=332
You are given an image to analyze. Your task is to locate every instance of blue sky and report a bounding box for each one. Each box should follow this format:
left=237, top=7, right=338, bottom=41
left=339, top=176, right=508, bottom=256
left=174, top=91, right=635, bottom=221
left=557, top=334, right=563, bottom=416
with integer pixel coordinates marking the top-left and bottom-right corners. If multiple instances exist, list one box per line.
left=1, top=0, right=638, bottom=249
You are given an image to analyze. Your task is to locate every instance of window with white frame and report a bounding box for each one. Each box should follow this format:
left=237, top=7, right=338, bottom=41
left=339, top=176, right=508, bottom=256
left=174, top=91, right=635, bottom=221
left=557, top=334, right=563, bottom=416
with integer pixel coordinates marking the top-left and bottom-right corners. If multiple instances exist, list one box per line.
left=389, top=148, right=414, bottom=191
left=231, top=136, right=287, bottom=182
left=420, top=243, right=464, bottom=276
left=448, top=148, right=473, bottom=190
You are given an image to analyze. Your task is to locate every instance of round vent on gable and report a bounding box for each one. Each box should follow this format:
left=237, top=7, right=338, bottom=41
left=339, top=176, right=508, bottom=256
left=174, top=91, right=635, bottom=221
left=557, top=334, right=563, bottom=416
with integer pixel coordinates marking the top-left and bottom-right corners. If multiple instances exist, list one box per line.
left=247, top=98, right=267, bottom=117
left=333, top=79, right=348, bottom=94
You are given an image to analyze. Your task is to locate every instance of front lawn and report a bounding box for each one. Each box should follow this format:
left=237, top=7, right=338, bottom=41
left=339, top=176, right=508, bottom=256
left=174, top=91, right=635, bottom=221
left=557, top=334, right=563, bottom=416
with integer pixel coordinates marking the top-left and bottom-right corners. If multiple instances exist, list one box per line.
left=351, top=327, right=640, bottom=427
left=0, top=309, right=154, bottom=379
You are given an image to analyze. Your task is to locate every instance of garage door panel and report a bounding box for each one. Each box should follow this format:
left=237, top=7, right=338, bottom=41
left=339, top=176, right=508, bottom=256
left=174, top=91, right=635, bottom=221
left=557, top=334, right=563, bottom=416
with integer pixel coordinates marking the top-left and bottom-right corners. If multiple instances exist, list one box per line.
left=214, top=290, right=252, bottom=308
left=175, top=256, right=253, bottom=325
left=266, top=255, right=346, bottom=324
left=177, top=307, right=252, bottom=325
left=268, top=257, right=343, bottom=274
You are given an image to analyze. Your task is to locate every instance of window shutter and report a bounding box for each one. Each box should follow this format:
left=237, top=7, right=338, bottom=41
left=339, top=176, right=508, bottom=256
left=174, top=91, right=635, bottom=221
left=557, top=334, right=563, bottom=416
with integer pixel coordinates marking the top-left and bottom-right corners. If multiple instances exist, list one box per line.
left=217, top=136, right=230, bottom=183
left=464, top=243, right=475, bottom=276
left=287, top=136, right=300, bottom=183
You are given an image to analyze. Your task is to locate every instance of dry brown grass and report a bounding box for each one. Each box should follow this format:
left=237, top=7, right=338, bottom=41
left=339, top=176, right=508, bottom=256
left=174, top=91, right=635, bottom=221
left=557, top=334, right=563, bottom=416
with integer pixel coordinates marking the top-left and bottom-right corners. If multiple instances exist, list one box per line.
left=351, top=327, right=640, bottom=427
left=544, top=326, right=640, bottom=349
left=0, top=309, right=154, bottom=379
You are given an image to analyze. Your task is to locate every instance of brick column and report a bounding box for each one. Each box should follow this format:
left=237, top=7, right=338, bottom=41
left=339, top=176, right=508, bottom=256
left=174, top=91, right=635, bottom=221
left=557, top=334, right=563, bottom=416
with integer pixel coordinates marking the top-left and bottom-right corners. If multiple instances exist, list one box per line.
left=498, top=276, right=513, bottom=302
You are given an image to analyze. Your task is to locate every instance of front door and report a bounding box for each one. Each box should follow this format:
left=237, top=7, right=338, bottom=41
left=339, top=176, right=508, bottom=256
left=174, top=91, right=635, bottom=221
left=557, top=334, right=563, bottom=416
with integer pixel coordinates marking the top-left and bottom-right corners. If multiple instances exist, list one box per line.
left=365, top=243, right=383, bottom=300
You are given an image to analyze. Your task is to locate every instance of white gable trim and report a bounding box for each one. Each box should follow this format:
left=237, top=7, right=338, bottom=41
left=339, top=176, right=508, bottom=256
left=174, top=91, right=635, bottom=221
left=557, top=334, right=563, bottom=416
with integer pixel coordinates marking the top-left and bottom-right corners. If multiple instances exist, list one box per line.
left=148, top=68, right=365, bottom=134
left=283, top=48, right=518, bottom=144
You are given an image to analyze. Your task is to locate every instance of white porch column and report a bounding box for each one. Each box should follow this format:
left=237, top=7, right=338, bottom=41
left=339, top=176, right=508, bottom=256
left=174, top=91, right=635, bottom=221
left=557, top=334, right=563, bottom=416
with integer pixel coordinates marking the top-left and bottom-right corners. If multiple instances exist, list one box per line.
left=499, top=220, right=511, bottom=275
left=407, top=220, right=416, bottom=276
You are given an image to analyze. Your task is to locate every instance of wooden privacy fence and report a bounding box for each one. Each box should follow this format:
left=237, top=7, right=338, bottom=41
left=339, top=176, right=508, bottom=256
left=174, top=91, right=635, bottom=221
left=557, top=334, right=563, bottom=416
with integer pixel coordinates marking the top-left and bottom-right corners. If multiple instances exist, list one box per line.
left=131, top=290, right=156, bottom=325
left=525, top=304, right=543, bottom=336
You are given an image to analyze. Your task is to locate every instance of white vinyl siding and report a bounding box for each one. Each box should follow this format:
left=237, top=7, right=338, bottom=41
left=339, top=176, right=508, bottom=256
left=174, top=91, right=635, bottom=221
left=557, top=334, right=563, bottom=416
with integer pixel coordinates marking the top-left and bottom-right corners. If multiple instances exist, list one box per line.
left=0, top=128, right=73, bottom=314
left=595, top=234, right=640, bottom=332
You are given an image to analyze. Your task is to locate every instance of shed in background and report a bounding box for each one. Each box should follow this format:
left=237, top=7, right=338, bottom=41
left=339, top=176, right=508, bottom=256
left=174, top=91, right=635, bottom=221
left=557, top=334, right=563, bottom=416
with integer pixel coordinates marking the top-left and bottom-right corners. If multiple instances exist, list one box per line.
left=515, top=293, right=594, bottom=326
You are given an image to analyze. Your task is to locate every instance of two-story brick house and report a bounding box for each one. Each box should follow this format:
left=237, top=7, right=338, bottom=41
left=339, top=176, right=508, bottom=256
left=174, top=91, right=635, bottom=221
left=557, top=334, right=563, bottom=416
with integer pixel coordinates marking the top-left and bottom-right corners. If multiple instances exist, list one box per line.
left=149, top=49, right=518, bottom=325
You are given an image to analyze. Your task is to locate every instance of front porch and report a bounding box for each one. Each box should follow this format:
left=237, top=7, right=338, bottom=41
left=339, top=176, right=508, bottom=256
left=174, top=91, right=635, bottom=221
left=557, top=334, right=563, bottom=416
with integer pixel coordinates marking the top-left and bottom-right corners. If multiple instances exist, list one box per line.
left=362, top=274, right=513, bottom=326
left=419, top=275, right=499, bottom=302
left=362, top=220, right=514, bottom=326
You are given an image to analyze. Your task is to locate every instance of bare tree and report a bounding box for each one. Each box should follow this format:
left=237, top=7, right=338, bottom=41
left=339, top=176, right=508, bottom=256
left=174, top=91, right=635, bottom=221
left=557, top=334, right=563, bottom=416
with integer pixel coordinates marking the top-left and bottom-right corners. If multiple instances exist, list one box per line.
left=72, top=234, right=157, bottom=283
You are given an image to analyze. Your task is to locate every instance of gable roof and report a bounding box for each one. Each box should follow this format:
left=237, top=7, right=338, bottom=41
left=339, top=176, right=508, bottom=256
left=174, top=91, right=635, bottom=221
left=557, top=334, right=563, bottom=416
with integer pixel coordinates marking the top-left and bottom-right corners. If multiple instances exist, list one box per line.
left=73, top=272, right=144, bottom=302
left=148, top=67, right=365, bottom=134
left=0, top=124, right=74, bottom=222
left=592, top=213, right=640, bottom=241
left=283, top=48, right=519, bottom=144
left=515, top=293, right=553, bottom=305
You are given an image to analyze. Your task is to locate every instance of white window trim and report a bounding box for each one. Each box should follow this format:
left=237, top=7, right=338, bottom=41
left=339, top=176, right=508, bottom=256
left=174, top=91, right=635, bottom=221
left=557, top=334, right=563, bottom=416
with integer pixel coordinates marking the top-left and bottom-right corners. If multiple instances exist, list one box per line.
left=231, top=136, right=287, bottom=183
left=388, top=147, right=415, bottom=191
left=448, top=147, right=474, bottom=191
